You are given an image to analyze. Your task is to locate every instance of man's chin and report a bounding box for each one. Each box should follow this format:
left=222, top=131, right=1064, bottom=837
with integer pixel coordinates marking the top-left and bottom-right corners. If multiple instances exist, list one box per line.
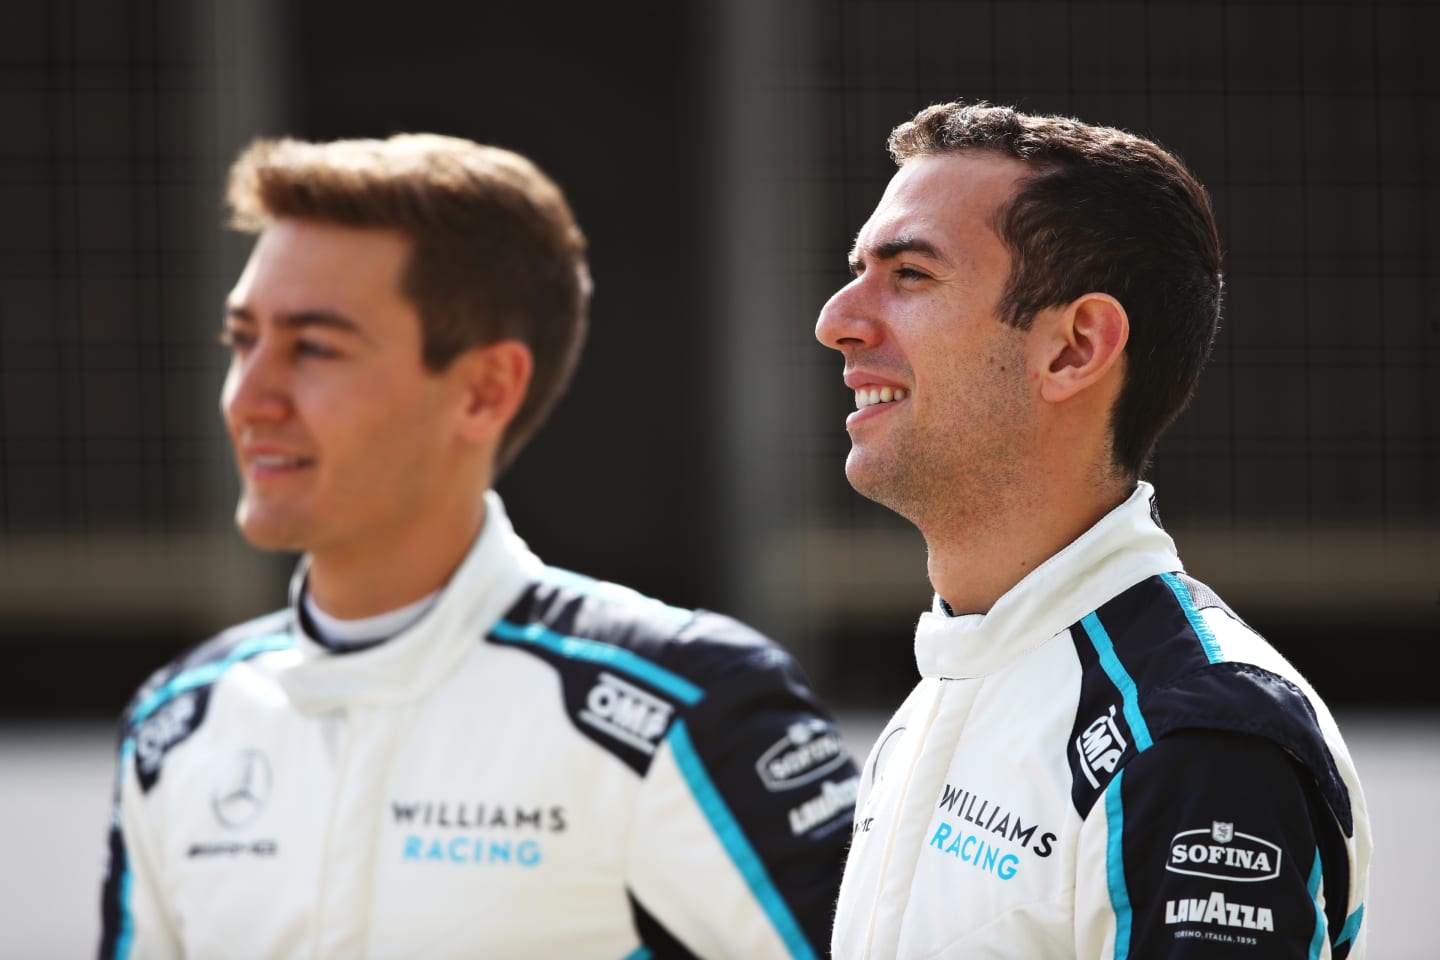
left=235, top=507, right=308, bottom=553
left=844, top=454, right=920, bottom=520
left=844, top=453, right=892, bottom=505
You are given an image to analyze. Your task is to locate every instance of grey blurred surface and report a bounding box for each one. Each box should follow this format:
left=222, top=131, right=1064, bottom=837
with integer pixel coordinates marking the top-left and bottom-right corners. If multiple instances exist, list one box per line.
left=2, top=710, right=1433, bottom=958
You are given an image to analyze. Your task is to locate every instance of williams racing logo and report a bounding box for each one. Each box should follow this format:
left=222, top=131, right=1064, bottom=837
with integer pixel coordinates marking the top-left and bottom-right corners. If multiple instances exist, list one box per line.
left=579, top=672, right=674, bottom=754
left=1168, top=821, right=1282, bottom=882
left=756, top=719, right=849, bottom=792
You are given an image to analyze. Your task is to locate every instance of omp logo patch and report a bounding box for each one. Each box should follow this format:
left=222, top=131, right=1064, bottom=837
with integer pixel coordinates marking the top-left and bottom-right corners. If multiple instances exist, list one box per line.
left=1168, top=821, right=1282, bottom=882
left=135, top=693, right=198, bottom=776
left=579, top=672, right=673, bottom=754
left=756, top=719, right=848, bottom=792
left=1075, top=704, right=1127, bottom=787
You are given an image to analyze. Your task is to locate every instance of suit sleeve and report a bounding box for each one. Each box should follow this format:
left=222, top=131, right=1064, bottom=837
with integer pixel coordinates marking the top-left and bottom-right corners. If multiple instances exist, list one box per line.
left=624, top=643, right=859, bottom=959
left=98, top=728, right=183, bottom=960
left=1075, top=729, right=1363, bottom=959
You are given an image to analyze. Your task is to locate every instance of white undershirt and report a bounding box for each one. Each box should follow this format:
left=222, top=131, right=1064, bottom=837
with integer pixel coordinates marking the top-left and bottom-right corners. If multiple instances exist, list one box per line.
left=304, top=588, right=441, bottom=651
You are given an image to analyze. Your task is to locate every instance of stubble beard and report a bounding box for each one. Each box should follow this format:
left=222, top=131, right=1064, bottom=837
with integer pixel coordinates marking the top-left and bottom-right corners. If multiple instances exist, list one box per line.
left=844, top=346, right=1034, bottom=543
left=845, top=425, right=1026, bottom=540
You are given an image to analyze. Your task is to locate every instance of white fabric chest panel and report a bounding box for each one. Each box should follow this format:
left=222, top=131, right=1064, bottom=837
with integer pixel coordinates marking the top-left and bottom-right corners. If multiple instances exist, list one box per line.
left=153, top=645, right=644, bottom=959
left=366, top=647, right=640, bottom=957
left=161, top=658, right=332, bottom=956
left=897, top=635, right=1086, bottom=958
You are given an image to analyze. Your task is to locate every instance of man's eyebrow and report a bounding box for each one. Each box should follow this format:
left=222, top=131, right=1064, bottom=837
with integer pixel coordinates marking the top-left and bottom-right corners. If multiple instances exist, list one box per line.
left=225, top=304, right=366, bottom=336
left=846, top=235, right=951, bottom=271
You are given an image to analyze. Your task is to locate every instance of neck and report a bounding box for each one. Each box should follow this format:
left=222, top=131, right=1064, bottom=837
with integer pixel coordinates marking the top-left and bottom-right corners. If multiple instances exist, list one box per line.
left=925, top=474, right=1132, bottom=615
left=305, top=492, right=488, bottom=620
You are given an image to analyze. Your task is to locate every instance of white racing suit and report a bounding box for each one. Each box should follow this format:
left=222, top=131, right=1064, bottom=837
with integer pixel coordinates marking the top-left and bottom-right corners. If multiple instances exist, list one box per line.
left=99, top=493, right=859, bottom=959
left=832, top=482, right=1371, bottom=958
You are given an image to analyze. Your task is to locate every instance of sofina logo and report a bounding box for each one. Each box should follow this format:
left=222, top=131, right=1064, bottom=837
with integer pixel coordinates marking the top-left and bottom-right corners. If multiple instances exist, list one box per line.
left=756, top=719, right=848, bottom=792
left=1075, top=704, right=1127, bottom=788
left=1168, top=822, right=1282, bottom=882
left=579, top=672, right=674, bottom=754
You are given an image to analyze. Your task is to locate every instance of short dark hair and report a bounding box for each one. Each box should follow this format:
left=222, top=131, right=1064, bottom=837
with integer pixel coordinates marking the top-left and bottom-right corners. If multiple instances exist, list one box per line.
left=226, top=134, right=591, bottom=471
left=888, top=101, right=1223, bottom=478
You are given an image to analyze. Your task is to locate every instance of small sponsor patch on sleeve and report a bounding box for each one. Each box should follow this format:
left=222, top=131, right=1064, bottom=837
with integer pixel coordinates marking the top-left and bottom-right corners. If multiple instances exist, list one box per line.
left=1167, top=822, right=1282, bottom=883
left=755, top=718, right=850, bottom=792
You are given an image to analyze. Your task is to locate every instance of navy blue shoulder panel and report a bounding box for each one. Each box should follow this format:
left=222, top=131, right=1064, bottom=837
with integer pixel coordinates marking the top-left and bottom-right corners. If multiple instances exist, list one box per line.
left=487, top=568, right=831, bottom=777
left=1066, top=574, right=1352, bottom=836
left=122, top=609, right=296, bottom=793
left=487, top=569, right=857, bottom=956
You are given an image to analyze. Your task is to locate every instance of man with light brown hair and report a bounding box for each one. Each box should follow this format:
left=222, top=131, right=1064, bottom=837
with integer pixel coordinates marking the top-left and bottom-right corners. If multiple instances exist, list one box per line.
left=98, top=133, right=857, bottom=959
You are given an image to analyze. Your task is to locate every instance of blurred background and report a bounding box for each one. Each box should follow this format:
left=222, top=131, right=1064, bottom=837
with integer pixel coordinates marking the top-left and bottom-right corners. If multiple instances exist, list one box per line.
left=2, top=0, right=1435, bottom=955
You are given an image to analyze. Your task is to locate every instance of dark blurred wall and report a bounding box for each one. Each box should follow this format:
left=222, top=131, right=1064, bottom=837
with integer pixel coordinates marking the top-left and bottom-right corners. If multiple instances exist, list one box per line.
left=2, top=0, right=1435, bottom=721
left=279, top=1, right=722, bottom=609
left=784, top=0, right=1440, bottom=711
left=1, top=0, right=728, bottom=718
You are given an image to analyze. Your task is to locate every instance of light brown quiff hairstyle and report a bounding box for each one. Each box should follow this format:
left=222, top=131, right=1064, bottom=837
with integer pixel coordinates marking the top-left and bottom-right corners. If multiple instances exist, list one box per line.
left=226, top=133, right=592, bottom=472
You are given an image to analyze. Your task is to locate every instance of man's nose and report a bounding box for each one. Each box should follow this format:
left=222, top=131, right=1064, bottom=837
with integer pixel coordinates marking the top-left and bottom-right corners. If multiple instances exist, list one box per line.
left=815, top=276, right=878, bottom=352
left=220, top=342, right=291, bottom=427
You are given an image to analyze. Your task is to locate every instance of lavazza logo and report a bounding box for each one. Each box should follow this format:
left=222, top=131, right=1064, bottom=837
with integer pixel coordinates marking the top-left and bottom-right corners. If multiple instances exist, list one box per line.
left=579, top=672, right=674, bottom=754
left=1168, top=820, right=1282, bottom=882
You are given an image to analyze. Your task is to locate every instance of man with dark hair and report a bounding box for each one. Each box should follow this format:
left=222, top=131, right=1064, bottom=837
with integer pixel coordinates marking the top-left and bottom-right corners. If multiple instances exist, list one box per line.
left=816, top=101, right=1370, bottom=958
left=98, top=134, right=857, bottom=959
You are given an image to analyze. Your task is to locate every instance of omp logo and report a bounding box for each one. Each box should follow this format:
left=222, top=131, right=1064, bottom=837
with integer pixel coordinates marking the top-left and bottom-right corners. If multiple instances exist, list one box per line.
left=212, top=749, right=272, bottom=829
left=135, top=693, right=197, bottom=775
left=757, top=719, right=848, bottom=792
left=579, top=672, right=673, bottom=754
left=1165, top=891, right=1275, bottom=931
left=1075, top=704, right=1127, bottom=788
left=1168, top=822, right=1282, bottom=882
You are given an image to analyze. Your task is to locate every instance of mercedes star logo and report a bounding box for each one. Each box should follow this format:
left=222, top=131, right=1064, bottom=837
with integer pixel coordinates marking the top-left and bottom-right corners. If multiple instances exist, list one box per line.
left=212, top=749, right=272, bottom=828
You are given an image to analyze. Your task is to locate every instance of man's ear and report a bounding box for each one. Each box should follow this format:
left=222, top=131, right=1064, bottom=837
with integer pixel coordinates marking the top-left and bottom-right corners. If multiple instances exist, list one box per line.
left=452, top=339, right=533, bottom=443
left=1036, top=293, right=1128, bottom=405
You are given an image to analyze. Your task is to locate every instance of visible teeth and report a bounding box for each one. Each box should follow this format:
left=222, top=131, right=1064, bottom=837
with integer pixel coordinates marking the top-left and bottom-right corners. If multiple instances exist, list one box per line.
left=252, top=454, right=302, bottom=467
left=854, top=387, right=909, bottom=409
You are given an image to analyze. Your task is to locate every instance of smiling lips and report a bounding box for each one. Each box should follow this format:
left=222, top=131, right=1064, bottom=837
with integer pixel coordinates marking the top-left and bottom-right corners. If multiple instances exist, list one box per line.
left=854, top=386, right=910, bottom=410
left=244, top=451, right=313, bottom=474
